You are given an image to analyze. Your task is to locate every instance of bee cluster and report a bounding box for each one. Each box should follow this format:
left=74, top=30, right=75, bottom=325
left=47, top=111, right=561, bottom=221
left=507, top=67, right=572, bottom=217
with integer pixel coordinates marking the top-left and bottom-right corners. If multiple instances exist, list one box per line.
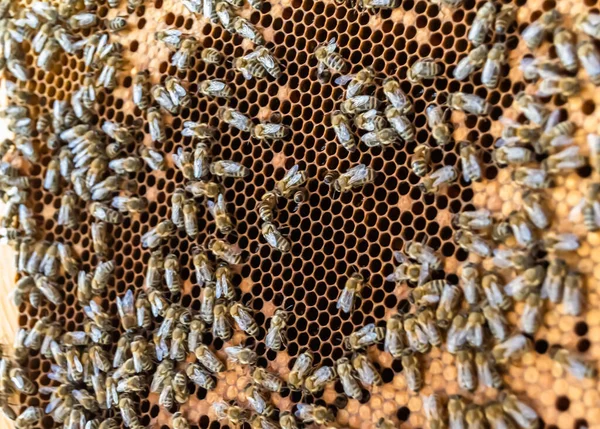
left=0, top=0, right=599, bottom=426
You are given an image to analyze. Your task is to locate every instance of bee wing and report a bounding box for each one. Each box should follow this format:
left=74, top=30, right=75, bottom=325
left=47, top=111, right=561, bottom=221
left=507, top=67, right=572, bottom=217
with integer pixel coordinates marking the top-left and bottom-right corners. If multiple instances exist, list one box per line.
left=334, top=74, right=356, bottom=85
left=264, top=229, right=279, bottom=248
left=116, top=289, right=134, bottom=317
left=350, top=95, right=372, bottom=109
left=418, top=263, right=430, bottom=286
left=326, top=37, right=337, bottom=53
left=257, top=50, right=277, bottom=68
left=219, top=160, right=244, bottom=174
left=336, top=287, right=354, bottom=312
left=334, top=122, right=353, bottom=142
left=283, top=164, right=299, bottom=182
left=243, top=50, right=261, bottom=60
left=262, top=123, right=284, bottom=135
left=346, top=164, right=370, bottom=185
left=265, top=326, right=282, bottom=349
left=393, top=250, right=407, bottom=263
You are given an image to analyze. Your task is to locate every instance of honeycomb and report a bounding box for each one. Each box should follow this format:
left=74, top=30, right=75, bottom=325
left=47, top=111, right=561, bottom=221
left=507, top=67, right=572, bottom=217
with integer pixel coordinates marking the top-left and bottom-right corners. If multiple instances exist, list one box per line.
left=3, top=0, right=600, bottom=427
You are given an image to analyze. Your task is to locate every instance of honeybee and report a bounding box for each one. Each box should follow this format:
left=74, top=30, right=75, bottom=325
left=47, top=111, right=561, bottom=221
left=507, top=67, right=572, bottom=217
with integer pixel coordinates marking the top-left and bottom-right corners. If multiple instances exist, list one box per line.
left=248, top=47, right=282, bottom=79
left=482, top=272, right=511, bottom=310
left=262, top=222, right=291, bottom=253
left=171, top=412, right=189, bottom=429
left=163, top=254, right=182, bottom=295
left=386, top=251, right=429, bottom=285
left=166, top=77, right=190, bottom=108
left=492, top=334, right=531, bottom=364
left=562, top=271, right=584, bottom=316
left=265, top=309, right=287, bottom=351
left=212, top=300, right=232, bottom=341
left=384, top=314, right=405, bottom=358
left=295, top=404, right=334, bottom=425
left=335, top=67, right=375, bottom=99
left=279, top=412, right=299, bottom=429
left=408, top=144, right=432, bottom=180
left=337, top=358, right=362, bottom=400
left=406, top=240, right=442, bottom=271
left=207, top=193, right=233, bottom=235
left=515, top=93, right=548, bottom=126
left=218, top=108, right=253, bottom=133
left=383, top=77, right=413, bottom=114
left=253, top=123, right=290, bottom=141
left=245, top=384, right=274, bottom=416
left=213, top=401, right=249, bottom=425
left=542, top=232, right=580, bottom=253
left=186, top=363, right=215, bottom=390
left=520, top=291, right=543, bottom=335
left=543, top=145, right=586, bottom=173
left=14, top=407, right=42, bottom=429
left=355, top=109, right=387, bottom=132
left=198, top=286, right=214, bottom=323
left=200, top=47, right=223, bottom=64
left=468, top=1, right=495, bottom=46
left=436, top=284, right=461, bottom=329
left=209, top=238, right=243, bottom=264
left=172, top=37, right=198, bottom=70
left=325, top=163, right=376, bottom=194
left=552, top=27, right=578, bottom=73
left=447, top=92, right=491, bottom=116
left=464, top=405, right=487, bottom=429
left=304, top=365, right=337, bottom=393
left=537, top=74, right=581, bottom=98
left=195, top=345, right=225, bottom=373
left=482, top=305, right=508, bottom=342
left=569, top=183, right=600, bottom=232
left=577, top=40, right=600, bottom=85
left=230, top=303, right=259, bottom=337
left=407, top=57, right=441, bottom=83
left=485, top=403, right=515, bottom=429
left=549, top=346, right=597, bottom=380
left=538, top=109, right=575, bottom=152
left=288, top=351, right=313, bottom=389
left=234, top=56, right=267, bottom=80
left=252, top=367, right=284, bottom=392
left=142, top=220, right=175, bottom=249
left=181, top=124, right=214, bottom=145
left=197, top=79, right=234, bottom=100
left=210, top=160, right=250, bottom=178
left=495, top=4, right=516, bottom=33
left=511, top=166, right=552, bottom=189
left=423, top=394, right=447, bottom=429
left=426, top=105, right=452, bottom=145
left=417, top=307, right=442, bottom=347
left=336, top=273, right=366, bottom=313
left=145, top=251, right=164, bottom=290
left=9, top=367, right=36, bottom=394
left=480, top=43, right=506, bottom=89
left=456, top=349, right=476, bottom=392
left=273, top=165, right=306, bottom=199
left=116, top=289, right=136, bottom=332
left=147, top=107, right=166, bottom=143
left=170, top=326, right=189, bottom=362
left=447, top=395, right=467, bottom=429
left=384, top=109, right=413, bottom=143
left=466, top=309, right=487, bottom=349
left=459, top=141, right=482, bottom=183
left=340, top=95, right=380, bottom=115
left=404, top=314, right=430, bottom=353
left=420, top=165, right=458, bottom=194
left=505, top=265, right=545, bottom=301
left=474, top=352, right=503, bottom=390
left=454, top=45, right=488, bottom=81
left=155, top=30, right=187, bottom=50
left=232, top=16, right=264, bottom=44
left=106, top=15, right=128, bottom=32
left=314, top=37, right=347, bottom=82
left=453, top=208, right=493, bottom=233
left=353, top=353, right=382, bottom=387
left=522, top=9, right=561, bottom=50
left=213, top=262, right=235, bottom=301
left=498, top=392, right=539, bottom=429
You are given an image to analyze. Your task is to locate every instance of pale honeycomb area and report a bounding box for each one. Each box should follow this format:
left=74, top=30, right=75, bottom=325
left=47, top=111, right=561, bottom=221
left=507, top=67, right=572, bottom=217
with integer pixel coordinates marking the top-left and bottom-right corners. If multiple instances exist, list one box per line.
left=6, top=0, right=600, bottom=427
